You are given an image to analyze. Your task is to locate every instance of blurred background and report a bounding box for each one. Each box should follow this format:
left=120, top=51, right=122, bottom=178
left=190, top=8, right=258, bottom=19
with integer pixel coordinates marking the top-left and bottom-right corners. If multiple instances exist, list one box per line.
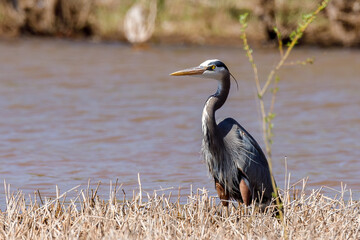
left=0, top=0, right=359, bottom=46
left=0, top=0, right=359, bottom=204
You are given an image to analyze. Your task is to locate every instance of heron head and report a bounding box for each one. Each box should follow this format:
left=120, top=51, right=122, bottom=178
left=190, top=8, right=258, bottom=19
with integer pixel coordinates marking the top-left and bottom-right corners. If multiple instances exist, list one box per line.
left=170, top=59, right=229, bottom=81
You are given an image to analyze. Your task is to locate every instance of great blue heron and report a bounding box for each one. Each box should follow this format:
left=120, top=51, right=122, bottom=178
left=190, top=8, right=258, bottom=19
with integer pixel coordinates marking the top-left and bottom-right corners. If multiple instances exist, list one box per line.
left=171, top=59, right=277, bottom=207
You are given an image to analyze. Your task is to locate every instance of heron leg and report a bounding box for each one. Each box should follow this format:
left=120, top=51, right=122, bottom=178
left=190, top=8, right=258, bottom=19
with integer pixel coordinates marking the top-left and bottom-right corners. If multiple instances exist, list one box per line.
left=215, top=181, right=229, bottom=207
left=240, top=179, right=251, bottom=206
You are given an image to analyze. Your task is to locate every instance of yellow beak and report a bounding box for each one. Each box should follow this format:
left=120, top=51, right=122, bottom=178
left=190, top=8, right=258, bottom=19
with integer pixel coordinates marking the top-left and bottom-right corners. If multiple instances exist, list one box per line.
left=170, top=66, right=207, bottom=76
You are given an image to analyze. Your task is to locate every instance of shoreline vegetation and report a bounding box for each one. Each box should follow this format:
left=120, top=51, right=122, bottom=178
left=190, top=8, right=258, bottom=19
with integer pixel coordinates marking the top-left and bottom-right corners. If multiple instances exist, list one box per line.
left=0, top=0, right=359, bottom=47
left=1, top=179, right=359, bottom=239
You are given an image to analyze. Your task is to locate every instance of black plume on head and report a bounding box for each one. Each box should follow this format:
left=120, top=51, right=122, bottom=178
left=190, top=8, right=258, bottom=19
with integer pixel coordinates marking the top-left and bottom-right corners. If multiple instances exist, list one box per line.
left=208, top=60, right=229, bottom=71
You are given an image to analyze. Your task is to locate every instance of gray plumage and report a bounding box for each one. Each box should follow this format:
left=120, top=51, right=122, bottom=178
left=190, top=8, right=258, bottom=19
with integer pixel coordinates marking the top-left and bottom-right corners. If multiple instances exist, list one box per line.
left=171, top=59, right=276, bottom=205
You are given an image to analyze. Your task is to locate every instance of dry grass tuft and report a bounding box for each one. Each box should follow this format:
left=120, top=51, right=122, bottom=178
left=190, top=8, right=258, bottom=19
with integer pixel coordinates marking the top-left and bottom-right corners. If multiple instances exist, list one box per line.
left=56, top=0, right=94, bottom=35
left=0, top=1, right=24, bottom=36
left=0, top=179, right=359, bottom=239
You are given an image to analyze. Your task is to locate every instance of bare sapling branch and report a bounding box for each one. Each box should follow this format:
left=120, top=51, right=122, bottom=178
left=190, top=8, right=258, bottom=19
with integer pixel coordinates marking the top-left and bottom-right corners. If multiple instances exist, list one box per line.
left=238, top=0, right=330, bottom=231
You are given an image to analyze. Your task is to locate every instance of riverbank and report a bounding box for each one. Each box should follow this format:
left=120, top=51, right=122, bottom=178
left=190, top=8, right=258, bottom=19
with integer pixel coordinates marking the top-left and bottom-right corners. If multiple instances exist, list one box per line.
left=1, top=0, right=359, bottom=47
left=1, top=180, right=358, bottom=239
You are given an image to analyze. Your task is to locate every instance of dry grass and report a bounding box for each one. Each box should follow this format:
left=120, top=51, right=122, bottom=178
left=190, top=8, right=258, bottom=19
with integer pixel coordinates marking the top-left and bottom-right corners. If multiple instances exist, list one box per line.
left=1, top=178, right=359, bottom=239
left=0, top=0, right=358, bottom=46
left=0, top=0, right=338, bottom=46
left=0, top=1, right=24, bottom=36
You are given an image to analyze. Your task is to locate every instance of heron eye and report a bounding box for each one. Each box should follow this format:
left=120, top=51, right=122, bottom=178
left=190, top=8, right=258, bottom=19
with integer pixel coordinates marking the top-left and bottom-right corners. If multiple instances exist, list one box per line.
left=206, top=65, right=216, bottom=71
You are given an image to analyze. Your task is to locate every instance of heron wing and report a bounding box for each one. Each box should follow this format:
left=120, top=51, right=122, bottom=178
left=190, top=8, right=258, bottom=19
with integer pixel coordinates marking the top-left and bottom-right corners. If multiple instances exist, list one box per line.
left=217, top=118, right=274, bottom=200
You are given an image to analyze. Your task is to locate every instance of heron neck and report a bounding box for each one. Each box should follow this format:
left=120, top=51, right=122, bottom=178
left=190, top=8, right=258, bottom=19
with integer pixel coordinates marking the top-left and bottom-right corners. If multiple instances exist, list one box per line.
left=213, top=76, right=230, bottom=111
left=202, top=74, right=230, bottom=136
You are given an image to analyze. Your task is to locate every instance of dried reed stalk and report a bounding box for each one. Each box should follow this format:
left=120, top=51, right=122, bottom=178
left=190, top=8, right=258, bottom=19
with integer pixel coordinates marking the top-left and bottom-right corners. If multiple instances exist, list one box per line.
left=0, top=178, right=358, bottom=239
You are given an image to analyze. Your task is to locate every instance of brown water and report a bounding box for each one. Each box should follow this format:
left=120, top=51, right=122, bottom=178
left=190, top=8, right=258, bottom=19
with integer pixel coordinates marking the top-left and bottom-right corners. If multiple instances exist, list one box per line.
left=0, top=38, right=359, bottom=203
